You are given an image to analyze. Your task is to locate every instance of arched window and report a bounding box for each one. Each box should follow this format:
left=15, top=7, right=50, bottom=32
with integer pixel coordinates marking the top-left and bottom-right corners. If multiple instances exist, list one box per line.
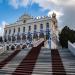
left=9, top=29, right=11, bottom=34
left=13, top=28, right=15, bottom=33
left=11, top=45, right=15, bottom=50
left=34, top=25, right=37, bottom=30
left=46, top=31, right=50, bottom=40
left=39, top=32, right=44, bottom=38
left=12, top=35, right=16, bottom=41
left=27, top=32, right=32, bottom=41
left=18, top=27, right=20, bottom=32
left=33, top=31, right=38, bottom=39
left=40, top=24, right=43, bottom=29
left=8, top=35, right=11, bottom=41
left=5, top=30, right=7, bottom=34
left=23, top=20, right=26, bottom=23
left=7, top=46, right=9, bottom=50
left=46, top=23, right=50, bottom=40
left=4, top=36, right=7, bottom=42
left=22, top=33, right=26, bottom=40
left=29, top=26, right=31, bottom=31
left=17, top=33, right=21, bottom=42
left=23, top=27, right=25, bottom=32
left=46, top=22, right=49, bottom=29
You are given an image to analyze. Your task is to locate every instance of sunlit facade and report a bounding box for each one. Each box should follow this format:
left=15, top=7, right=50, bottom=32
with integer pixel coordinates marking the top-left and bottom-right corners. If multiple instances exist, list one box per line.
left=4, top=13, right=57, bottom=44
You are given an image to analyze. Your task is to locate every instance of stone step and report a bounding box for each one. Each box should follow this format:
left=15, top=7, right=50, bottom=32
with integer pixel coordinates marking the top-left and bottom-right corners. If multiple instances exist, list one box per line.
left=58, top=48, right=75, bottom=75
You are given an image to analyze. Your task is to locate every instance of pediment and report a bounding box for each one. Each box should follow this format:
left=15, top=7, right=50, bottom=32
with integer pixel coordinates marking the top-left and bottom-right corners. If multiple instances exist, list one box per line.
left=19, top=13, right=32, bottom=21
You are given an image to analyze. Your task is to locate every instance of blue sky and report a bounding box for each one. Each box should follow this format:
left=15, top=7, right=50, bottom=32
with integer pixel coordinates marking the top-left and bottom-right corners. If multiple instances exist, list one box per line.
left=0, top=0, right=75, bottom=36
left=0, top=0, right=49, bottom=23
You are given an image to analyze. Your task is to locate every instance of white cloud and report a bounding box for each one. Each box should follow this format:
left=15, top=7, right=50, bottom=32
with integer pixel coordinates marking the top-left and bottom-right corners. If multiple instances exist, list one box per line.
left=9, top=0, right=30, bottom=9
left=9, top=0, right=18, bottom=9
left=0, top=21, right=8, bottom=36
left=32, top=0, right=75, bottom=8
left=32, top=0, right=54, bottom=10
left=32, top=0, right=75, bottom=30
left=48, top=10, right=63, bottom=20
left=8, top=0, right=75, bottom=10
left=7, top=0, right=75, bottom=30
left=50, top=0, right=75, bottom=6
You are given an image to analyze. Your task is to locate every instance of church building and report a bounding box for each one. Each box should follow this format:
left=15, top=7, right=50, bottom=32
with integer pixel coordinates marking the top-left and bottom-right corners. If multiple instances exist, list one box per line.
left=3, top=12, right=57, bottom=49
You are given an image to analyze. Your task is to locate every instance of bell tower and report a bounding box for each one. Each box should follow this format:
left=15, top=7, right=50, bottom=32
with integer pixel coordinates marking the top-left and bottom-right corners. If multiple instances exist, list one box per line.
left=51, top=12, right=58, bottom=31
left=51, top=12, right=58, bottom=49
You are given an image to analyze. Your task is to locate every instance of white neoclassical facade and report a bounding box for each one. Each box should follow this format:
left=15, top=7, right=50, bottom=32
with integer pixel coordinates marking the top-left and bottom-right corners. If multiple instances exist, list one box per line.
left=3, top=13, right=57, bottom=49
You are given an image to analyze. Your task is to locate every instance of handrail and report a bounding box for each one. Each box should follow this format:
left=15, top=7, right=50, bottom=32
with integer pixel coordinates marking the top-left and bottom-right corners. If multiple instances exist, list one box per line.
left=33, top=38, right=44, bottom=47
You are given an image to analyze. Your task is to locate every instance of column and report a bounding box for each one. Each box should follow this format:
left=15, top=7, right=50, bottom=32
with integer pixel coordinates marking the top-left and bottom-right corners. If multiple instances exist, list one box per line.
left=21, top=34, right=22, bottom=44
left=15, top=35, right=17, bottom=43
left=38, top=32, right=39, bottom=40
left=32, top=33, right=33, bottom=42
left=26, top=34, right=27, bottom=41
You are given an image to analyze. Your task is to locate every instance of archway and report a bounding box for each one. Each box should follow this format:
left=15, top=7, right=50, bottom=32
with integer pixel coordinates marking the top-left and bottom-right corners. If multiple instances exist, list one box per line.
left=16, top=45, right=21, bottom=50
left=39, top=32, right=44, bottom=38
left=6, top=46, right=9, bottom=50
left=33, top=33, right=38, bottom=40
left=22, top=34, right=26, bottom=42
left=11, top=45, right=15, bottom=50
left=27, top=32, right=32, bottom=42
left=17, top=34, right=21, bottom=43
left=46, top=29, right=50, bottom=40
left=12, top=36, right=16, bottom=42
left=22, top=45, right=27, bottom=49
left=8, top=35, right=11, bottom=42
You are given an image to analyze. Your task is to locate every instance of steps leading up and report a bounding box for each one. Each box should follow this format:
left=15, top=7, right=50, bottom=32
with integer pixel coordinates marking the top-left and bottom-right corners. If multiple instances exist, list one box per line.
left=12, top=40, right=44, bottom=75
left=32, top=48, right=52, bottom=75
left=0, top=48, right=31, bottom=75
left=58, top=48, right=75, bottom=75
left=0, top=40, right=75, bottom=75
left=51, top=49, right=66, bottom=75
left=0, top=50, right=21, bottom=69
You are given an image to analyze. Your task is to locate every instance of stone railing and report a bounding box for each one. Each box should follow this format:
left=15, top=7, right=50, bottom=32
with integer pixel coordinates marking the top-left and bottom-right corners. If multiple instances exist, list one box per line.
left=33, top=38, right=44, bottom=47
left=68, top=41, right=75, bottom=56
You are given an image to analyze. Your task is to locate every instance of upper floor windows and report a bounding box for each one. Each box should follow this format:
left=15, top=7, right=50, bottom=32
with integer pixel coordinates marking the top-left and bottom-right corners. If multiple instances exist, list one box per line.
left=9, top=29, right=11, bottom=34
left=23, top=27, right=25, bottom=32
left=23, top=20, right=26, bottom=23
left=13, top=28, right=15, bottom=33
left=34, top=25, right=37, bottom=30
left=29, top=26, right=31, bottom=31
left=18, top=27, right=20, bottom=32
left=46, top=23, right=49, bottom=29
left=5, top=30, right=7, bottom=34
left=40, top=24, right=43, bottom=29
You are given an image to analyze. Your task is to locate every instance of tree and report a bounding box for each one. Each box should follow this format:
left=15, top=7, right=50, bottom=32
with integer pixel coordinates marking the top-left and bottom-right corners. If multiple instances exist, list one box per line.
left=59, top=26, right=75, bottom=48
